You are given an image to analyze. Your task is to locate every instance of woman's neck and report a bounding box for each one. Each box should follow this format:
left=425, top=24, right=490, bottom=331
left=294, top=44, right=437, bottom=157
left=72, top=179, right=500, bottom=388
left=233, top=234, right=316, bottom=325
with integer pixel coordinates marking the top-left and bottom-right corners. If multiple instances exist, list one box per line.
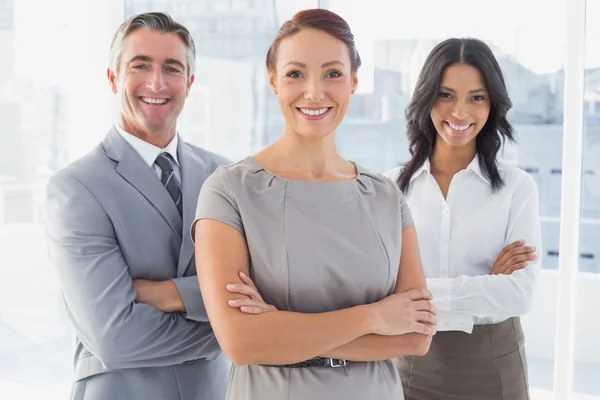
left=430, top=140, right=476, bottom=176
left=256, top=127, right=355, bottom=181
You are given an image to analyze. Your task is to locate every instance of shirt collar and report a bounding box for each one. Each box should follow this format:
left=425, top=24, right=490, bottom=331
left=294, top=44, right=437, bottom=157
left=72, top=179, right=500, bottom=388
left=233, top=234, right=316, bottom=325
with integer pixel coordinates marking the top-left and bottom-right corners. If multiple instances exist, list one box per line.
left=115, top=124, right=179, bottom=167
left=466, top=154, right=492, bottom=186
left=410, top=158, right=431, bottom=182
left=409, top=154, right=491, bottom=186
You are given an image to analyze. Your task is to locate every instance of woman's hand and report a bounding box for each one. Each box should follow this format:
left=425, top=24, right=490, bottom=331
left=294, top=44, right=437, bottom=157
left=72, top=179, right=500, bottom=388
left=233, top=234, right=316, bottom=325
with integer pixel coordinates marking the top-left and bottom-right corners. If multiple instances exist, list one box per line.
left=490, top=239, right=537, bottom=275
left=228, top=273, right=437, bottom=338
left=368, top=288, right=437, bottom=336
left=226, top=272, right=278, bottom=314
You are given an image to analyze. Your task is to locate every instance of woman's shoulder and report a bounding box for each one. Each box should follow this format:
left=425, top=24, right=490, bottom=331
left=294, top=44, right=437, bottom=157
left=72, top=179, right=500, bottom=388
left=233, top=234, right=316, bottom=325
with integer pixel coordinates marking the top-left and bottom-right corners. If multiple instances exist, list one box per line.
left=199, top=158, right=262, bottom=200
left=382, top=165, right=404, bottom=183
left=205, top=156, right=264, bottom=182
left=356, top=163, right=404, bottom=198
left=356, top=164, right=413, bottom=229
left=495, top=162, right=540, bottom=203
left=497, top=162, right=538, bottom=190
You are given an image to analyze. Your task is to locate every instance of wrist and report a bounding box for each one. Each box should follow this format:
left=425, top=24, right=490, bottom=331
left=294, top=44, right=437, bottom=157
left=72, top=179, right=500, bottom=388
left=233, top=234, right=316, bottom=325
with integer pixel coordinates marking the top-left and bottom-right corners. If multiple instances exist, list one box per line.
left=162, top=280, right=184, bottom=312
left=358, top=304, right=379, bottom=335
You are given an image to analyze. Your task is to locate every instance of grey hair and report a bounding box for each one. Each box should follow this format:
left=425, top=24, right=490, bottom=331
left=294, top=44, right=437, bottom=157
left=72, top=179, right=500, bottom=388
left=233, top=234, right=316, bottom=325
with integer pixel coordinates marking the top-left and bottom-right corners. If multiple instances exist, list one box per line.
left=108, top=12, right=196, bottom=80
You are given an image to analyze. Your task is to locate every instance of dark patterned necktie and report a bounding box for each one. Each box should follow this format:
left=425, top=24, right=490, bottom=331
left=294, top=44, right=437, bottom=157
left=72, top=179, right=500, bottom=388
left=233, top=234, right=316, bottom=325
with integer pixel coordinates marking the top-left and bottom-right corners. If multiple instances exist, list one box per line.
left=154, top=153, right=183, bottom=216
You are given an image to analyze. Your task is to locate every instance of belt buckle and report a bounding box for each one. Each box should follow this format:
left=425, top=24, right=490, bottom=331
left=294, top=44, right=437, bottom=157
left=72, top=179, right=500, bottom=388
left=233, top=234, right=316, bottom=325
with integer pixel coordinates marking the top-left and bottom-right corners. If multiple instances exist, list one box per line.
left=328, top=358, right=347, bottom=368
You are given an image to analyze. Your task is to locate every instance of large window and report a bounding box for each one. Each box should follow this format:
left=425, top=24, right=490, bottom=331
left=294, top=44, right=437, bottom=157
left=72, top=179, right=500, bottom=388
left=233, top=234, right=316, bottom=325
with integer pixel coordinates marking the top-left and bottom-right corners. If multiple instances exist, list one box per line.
left=573, top=0, right=600, bottom=397
left=1, top=0, right=72, bottom=398
left=0, top=1, right=595, bottom=399
left=0, top=1, right=124, bottom=399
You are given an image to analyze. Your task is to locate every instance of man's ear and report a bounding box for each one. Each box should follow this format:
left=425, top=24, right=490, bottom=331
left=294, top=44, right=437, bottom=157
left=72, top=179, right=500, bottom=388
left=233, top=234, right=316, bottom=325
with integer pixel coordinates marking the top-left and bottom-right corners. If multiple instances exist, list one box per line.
left=107, top=68, right=118, bottom=94
left=186, top=74, right=195, bottom=96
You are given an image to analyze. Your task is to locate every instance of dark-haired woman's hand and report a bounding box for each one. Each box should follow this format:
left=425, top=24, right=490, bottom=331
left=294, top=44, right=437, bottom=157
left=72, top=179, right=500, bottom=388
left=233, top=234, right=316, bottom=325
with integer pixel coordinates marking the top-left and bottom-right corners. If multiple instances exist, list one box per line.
left=490, top=240, right=537, bottom=275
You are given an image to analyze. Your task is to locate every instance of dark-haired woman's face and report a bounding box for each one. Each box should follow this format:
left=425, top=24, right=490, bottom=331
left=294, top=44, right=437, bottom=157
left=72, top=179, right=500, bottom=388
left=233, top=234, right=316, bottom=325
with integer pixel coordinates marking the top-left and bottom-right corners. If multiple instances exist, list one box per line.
left=269, top=28, right=357, bottom=140
left=431, top=63, right=490, bottom=149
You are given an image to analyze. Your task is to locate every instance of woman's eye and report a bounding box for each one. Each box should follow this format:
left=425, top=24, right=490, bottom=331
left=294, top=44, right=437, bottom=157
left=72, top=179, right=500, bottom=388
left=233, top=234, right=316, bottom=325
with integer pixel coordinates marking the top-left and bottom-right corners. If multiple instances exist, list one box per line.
left=286, top=71, right=302, bottom=78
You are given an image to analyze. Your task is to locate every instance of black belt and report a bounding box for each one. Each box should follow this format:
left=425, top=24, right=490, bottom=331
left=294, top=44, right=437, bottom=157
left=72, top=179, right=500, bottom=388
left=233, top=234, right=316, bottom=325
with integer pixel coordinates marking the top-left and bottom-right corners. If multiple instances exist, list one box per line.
left=261, top=357, right=350, bottom=368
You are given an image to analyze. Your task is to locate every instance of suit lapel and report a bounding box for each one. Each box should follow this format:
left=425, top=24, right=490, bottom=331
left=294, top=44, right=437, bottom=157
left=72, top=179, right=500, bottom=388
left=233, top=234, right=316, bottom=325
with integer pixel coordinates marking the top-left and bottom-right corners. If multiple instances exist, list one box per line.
left=103, top=128, right=183, bottom=241
left=176, top=140, right=208, bottom=276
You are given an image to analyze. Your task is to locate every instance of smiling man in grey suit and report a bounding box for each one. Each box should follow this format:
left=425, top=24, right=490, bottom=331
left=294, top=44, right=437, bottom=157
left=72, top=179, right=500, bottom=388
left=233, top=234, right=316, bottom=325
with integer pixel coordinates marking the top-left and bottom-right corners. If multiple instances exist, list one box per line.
left=45, top=12, right=231, bottom=400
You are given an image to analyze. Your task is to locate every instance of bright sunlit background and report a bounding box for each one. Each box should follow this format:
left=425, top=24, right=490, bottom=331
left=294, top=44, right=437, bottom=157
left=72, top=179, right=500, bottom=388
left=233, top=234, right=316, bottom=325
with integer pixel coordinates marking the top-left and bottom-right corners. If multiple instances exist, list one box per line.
left=1, top=0, right=598, bottom=399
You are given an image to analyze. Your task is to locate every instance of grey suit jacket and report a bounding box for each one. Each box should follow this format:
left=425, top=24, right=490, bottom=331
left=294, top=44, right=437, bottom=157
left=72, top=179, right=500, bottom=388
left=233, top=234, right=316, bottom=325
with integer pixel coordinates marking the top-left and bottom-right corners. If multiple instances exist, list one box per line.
left=45, top=128, right=232, bottom=400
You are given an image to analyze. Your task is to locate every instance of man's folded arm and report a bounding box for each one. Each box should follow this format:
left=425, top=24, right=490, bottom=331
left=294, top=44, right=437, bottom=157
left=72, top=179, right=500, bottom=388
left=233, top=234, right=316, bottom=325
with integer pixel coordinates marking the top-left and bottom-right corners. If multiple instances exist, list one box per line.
left=46, top=171, right=220, bottom=370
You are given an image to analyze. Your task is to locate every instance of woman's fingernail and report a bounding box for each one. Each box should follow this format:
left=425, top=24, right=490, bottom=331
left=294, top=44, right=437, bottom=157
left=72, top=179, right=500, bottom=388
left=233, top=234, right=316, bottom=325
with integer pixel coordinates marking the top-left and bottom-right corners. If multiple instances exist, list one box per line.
left=226, top=284, right=234, bottom=290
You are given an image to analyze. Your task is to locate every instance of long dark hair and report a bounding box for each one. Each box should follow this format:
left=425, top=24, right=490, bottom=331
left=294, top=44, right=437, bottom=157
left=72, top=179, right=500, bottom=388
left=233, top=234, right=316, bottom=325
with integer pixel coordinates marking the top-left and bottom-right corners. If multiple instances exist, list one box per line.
left=398, top=38, right=514, bottom=193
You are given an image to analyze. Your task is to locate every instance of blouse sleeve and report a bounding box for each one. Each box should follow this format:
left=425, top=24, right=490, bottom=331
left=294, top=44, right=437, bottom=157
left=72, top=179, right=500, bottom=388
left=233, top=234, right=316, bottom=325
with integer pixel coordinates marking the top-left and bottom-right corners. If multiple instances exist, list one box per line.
left=399, top=192, right=414, bottom=231
left=191, top=167, right=244, bottom=242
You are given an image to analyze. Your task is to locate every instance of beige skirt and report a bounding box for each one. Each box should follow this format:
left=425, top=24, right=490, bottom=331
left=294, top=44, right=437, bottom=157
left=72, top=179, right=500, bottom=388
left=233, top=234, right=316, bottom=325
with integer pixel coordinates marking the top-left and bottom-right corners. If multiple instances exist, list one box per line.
left=396, top=317, right=529, bottom=400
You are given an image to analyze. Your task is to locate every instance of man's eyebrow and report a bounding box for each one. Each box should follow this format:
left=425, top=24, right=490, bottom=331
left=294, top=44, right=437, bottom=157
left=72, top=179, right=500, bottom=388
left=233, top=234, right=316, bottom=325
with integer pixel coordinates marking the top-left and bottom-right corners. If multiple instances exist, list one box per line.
left=126, top=56, right=186, bottom=71
left=164, top=58, right=186, bottom=71
left=126, top=55, right=153, bottom=65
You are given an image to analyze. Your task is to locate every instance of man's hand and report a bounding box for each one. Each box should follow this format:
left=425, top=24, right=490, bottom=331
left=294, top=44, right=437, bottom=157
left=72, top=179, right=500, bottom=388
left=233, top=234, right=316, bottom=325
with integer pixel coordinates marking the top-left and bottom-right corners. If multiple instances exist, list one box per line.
left=133, top=279, right=185, bottom=313
left=226, top=272, right=278, bottom=314
left=490, top=240, right=537, bottom=275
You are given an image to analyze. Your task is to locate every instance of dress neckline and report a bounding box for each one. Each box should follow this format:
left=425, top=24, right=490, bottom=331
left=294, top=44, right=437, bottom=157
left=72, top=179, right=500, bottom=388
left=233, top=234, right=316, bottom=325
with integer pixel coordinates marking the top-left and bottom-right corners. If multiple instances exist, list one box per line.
left=244, top=156, right=362, bottom=184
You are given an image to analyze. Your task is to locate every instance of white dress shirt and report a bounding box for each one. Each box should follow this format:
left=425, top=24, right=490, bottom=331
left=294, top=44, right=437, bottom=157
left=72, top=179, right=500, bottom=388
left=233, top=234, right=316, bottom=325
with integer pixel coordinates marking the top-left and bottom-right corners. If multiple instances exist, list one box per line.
left=385, top=155, right=542, bottom=333
left=115, top=124, right=181, bottom=185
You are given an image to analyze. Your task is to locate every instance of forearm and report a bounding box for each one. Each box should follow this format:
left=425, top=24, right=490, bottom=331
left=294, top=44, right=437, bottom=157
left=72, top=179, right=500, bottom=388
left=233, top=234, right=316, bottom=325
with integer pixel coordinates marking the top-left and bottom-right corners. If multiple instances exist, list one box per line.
left=59, top=277, right=220, bottom=369
left=47, top=173, right=221, bottom=370
left=135, top=279, right=185, bottom=312
left=216, top=305, right=374, bottom=366
left=197, top=219, right=379, bottom=366
left=78, top=305, right=220, bottom=370
left=134, top=276, right=209, bottom=322
left=63, top=278, right=220, bottom=369
left=435, top=310, right=474, bottom=333
left=170, top=276, right=209, bottom=321
left=314, top=224, right=432, bottom=362
left=427, top=268, right=539, bottom=318
left=320, top=332, right=432, bottom=361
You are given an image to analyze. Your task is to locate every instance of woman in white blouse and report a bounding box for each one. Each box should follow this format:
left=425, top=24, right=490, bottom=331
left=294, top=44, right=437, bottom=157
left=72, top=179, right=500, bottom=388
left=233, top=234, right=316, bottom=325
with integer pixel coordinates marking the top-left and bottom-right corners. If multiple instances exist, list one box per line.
left=384, top=37, right=541, bottom=399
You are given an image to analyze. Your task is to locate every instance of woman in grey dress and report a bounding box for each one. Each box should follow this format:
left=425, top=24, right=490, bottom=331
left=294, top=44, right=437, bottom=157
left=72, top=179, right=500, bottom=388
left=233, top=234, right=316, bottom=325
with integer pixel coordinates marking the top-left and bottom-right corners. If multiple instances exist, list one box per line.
left=192, top=9, right=437, bottom=400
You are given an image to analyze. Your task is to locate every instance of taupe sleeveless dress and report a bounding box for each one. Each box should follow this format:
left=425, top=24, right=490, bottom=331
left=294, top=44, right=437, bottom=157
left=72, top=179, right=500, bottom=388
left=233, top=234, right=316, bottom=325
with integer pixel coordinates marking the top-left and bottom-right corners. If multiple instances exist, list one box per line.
left=194, top=157, right=413, bottom=400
